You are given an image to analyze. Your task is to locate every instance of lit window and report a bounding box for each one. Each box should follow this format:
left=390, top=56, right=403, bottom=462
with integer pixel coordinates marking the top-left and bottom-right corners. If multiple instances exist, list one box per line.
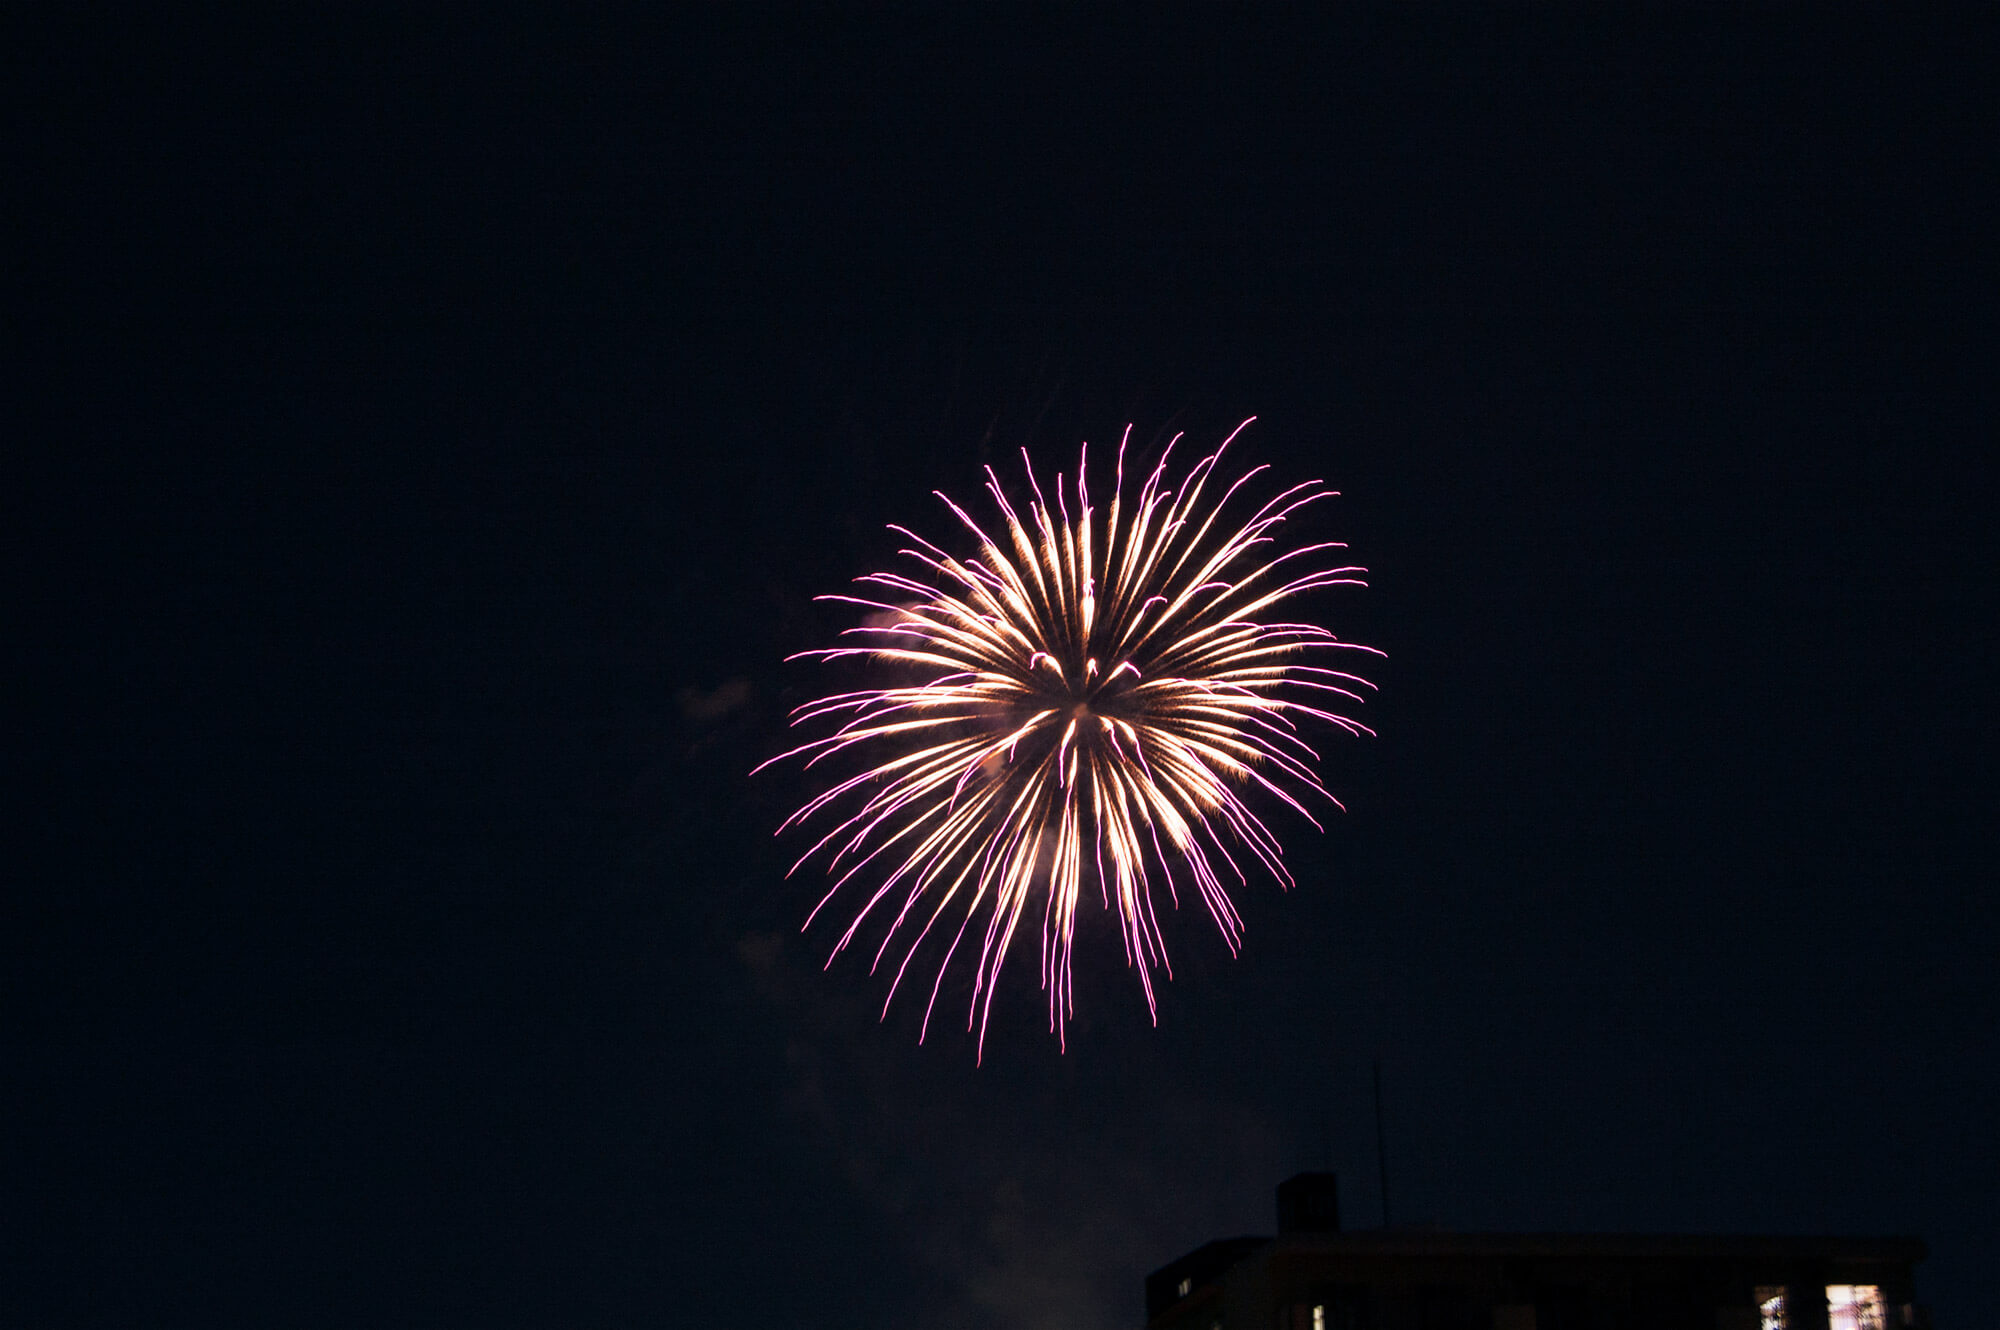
left=1313, top=1307, right=1325, bottom=1330
left=1756, top=1286, right=1787, bottom=1330
left=1177, top=1277, right=1192, bottom=1298
left=1827, top=1285, right=1886, bottom=1330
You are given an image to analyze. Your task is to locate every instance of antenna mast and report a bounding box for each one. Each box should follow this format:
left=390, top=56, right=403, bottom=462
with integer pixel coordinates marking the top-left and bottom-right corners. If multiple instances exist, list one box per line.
left=1372, top=1056, right=1392, bottom=1228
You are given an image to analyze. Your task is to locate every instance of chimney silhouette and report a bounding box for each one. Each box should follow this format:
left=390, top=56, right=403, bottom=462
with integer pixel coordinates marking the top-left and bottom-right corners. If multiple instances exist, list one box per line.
left=1276, top=1172, right=1341, bottom=1234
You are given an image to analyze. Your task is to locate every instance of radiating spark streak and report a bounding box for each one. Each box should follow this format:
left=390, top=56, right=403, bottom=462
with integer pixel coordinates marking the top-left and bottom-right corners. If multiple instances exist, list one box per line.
left=762, top=419, right=1376, bottom=1058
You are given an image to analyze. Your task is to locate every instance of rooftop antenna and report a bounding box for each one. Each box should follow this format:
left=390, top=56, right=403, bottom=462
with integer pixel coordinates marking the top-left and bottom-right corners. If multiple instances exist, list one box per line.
left=1372, top=1056, right=1392, bottom=1228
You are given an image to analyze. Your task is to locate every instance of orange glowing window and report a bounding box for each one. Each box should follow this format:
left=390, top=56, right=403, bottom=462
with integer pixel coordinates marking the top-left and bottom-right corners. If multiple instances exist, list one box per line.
left=1826, top=1285, right=1886, bottom=1330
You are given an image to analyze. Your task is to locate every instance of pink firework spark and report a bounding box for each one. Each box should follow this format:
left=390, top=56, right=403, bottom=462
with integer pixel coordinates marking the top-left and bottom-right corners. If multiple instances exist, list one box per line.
left=756, top=418, right=1379, bottom=1058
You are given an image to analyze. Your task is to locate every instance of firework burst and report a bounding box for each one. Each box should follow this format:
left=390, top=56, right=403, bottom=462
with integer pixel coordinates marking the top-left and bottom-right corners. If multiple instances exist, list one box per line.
left=758, top=418, right=1378, bottom=1057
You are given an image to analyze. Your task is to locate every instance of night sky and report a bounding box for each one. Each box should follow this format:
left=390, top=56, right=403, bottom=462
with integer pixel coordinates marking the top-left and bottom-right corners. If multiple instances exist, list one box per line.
left=10, top=9, right=1996, bottom=1328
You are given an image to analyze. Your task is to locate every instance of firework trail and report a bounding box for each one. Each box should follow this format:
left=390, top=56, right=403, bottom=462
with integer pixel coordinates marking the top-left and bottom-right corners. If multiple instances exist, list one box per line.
left=757, top=419, right=1378, bottom=1057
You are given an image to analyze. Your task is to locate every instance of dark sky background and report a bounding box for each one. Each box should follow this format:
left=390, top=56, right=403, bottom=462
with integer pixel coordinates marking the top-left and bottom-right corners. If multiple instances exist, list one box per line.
left=9, top=8, right=1996, bottom=1328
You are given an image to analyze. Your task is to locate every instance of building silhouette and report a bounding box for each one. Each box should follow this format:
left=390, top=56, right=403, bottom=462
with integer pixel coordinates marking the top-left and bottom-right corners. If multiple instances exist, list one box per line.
left=1145, top=1174, right=1927, bottom=1330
